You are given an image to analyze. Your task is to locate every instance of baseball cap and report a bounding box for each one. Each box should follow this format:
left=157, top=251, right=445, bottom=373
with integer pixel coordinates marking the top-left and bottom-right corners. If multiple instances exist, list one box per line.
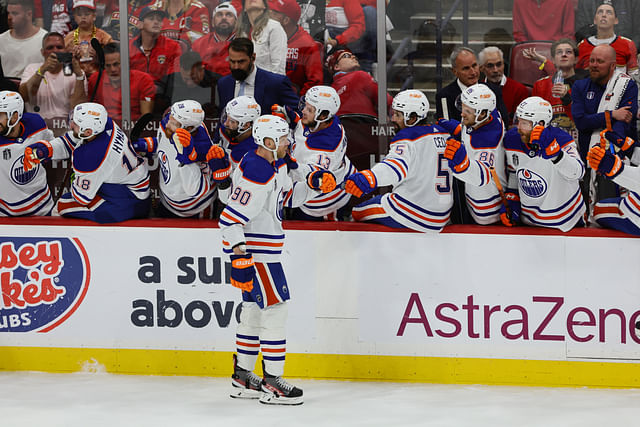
left=139, top=5, right=168, bottom=20
left=269, top=0, right=301, bottom=23
left=72, top=0, right=96, bottom=10
left=214, top=2, right=238, bottom=18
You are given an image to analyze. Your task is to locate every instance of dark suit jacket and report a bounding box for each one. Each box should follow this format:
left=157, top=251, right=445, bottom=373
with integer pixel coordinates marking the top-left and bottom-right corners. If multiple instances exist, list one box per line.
left=435, top=80, right=509, bottom=125
left=217, top=67, right=299, bottom=116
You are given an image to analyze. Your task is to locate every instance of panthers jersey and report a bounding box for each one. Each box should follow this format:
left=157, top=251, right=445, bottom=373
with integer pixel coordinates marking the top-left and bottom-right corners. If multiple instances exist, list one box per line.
left=219, top=150, right=316, bottom=262
left=504, top=126, right=585, bottom=231
left=0, top=113, right=54, bottom=216
left=365, top=124, right=453, bottom=232
left=292, top=117, right=355, bottom=217
left=440, top=111, right=506, bottom=225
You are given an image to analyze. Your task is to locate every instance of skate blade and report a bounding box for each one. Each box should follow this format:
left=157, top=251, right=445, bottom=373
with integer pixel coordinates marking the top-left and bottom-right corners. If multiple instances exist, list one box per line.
left=258, top=392, right=303, bottom=406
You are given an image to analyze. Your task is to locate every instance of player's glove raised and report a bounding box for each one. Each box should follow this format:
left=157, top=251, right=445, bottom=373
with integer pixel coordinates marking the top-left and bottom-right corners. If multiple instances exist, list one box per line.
left=230, top=253, right=255, bottom=292
left=307, top=170, right=337, bottom=193
left=206, top=145, right=232, bottom=183
left=23, top=140, right=53, bottom=172
left=587, top=146, right=624, bottom=178
left=131, top=137, right=156, bottom=155
left=344, top=170, right=377, bottom=198
left=599, top=129, right=636, bottom=153
left=499, top=192, right=521, bottom=227
left=271, top=104, right=300, bottom=126
left=437, top=118, right=462, bottom=141
left=172, top=128, right=197, bottom=164
left=444, top=138, right=469, bottom=172
left=530, top=125, right=561, bottom=159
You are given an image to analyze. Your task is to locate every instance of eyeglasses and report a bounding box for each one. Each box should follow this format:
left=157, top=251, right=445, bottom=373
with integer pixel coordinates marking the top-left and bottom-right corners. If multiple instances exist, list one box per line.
left=338, top=53, right=355, bottom=61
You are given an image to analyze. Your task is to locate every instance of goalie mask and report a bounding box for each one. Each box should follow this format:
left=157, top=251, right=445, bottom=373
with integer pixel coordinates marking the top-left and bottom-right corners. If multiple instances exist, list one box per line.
left=392, top=89, right=429, bottom=127
left=0, top=91, right=24, bottom=136
left=72, top=102, right=108, bottom=142
left=253, top=115, right=289, bottom=161
left=170, top=100, right=205, bottom=131
left=460, top=84, right=496, bottom=126
left=301, top=85, right=340, bottom=131
left=222, top=95, right=261, bottom=138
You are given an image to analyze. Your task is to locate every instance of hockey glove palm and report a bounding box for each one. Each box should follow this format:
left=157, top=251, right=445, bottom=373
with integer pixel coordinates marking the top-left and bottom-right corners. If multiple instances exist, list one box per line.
left=344, top=170, right=377, bottom=198
left=444, top=138, right=469, bottom=172
left=230, top=254, right=256, bottom=292
left=271, top=104, right=300, bottom=126
left=599, top=129, right=636, bottom=153
left=23, top=140, right=53, bottom=172
left=499, top=192, right=521, bottom=227
left=587, top=146, right=624, bottom=178
left=206, top=145, right=232, bottom=183
left=307, top=170, right=337, bottom=193
left=172, top=128, right=197, bottom=164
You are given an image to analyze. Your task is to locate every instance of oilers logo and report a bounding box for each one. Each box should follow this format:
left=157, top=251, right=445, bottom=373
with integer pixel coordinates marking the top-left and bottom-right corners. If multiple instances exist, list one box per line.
left=275, top=189, right=285, bottom=222
left=159, top=150, right=171, bottom=184
left=0, top=237, right=90, bottom=332
left=11, top=155, right=38, bottom=185
left=517, top=169, right=547, bottom=198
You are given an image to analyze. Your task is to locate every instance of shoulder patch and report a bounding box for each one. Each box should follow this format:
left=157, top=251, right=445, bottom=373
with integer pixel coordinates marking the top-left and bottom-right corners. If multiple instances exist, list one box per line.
left=72, top=119, right=116, bottom=173
left=239, top=151, right=276, bottom=184
left=503, top=127, right=525, bottom=151
left=20, top=112, right=47, bottom=139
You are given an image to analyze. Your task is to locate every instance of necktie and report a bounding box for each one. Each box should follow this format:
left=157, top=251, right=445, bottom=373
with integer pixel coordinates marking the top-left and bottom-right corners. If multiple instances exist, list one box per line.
left=238, top=81, right=246, bottom=96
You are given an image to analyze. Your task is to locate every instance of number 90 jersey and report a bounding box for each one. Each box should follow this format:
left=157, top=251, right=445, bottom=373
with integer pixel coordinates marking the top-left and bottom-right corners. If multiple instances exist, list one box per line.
left=369, top=124, right=454, bottom=232
left=292, top=117, right=355, bottom=217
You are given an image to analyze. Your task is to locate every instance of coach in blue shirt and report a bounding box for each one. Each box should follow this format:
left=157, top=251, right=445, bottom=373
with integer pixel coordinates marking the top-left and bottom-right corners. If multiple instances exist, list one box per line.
left=217, top=37, right=299, bottom=117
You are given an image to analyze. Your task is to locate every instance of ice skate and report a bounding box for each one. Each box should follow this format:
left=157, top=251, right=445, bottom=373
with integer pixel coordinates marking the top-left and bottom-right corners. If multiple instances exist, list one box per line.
left=230, top=354, right=262, bottom=399
left=259, top=362, right=303, bottom=405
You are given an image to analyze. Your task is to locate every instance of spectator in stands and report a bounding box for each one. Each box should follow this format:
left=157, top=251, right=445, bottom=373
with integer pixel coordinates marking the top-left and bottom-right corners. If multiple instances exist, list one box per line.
left=19, top=32, right=86, bottom=119
left=572, top=44, right=637, bottom=212
left=236, top=0, right=287, bottom=75
left=65, top=0, right=113, bottom=77
left=268, top=0, right=322, bottom=96
left=101, top=0, right=157, bottom=41
left=532, top=39, right=587, bottom=139
left=87, top=42, right=155, bottom=122
left=0, top=0, right=48, bottom=79
left=575, top=0, right=640, bottom=47
left=217, top=37, right=298, bottom=116
left=161, top=0, right=210, bottom=46
left=326, top=47, right=391, bottom=118
left=129, top=5, right=182, bottom=87
left=512, top=0, right=575, bottom=43
left=576, top=2, right=638, bottom=78
left=436, top=46, right=508, bottom=124
left=478, top=46, right=529, bottom=126
left=50, top=0, right=75, bottom=36
left=325, top=1, right=378, bottom=72
left=156, top=50, right=219, bottom=118
left=192, top=2, right=237, bottom=76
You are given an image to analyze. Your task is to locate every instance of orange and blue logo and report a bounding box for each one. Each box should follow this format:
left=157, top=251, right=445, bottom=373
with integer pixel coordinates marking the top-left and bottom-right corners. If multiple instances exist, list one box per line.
left=0, top=237, right=90, bottom=332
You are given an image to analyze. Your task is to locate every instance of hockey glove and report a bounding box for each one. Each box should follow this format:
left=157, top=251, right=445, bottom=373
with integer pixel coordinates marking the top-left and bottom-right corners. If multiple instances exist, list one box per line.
left=271, top=104, right=300, bottom=126
left=599, top=129, right=636, bottom=153
left=499, top=192, right=521, bottom=227
left=283, top=153, right=298, bottom=172
left=172, top=128, right=197, bottom=164
left=344, top=170, right=377, bottom=198
left=230, top=253, right=255, bottom=292
left=206, top=145, right=232, bottom=183
left=437, top=118, right=462, bottom=141
left=587, top=146, right=624, bottom=178
left=444, top=138, right=469, bottom=173
left=529, top=125, right=561, bottom=159
left=131, top=137, right=156, bottom=155
left=307, top=170, right=337, bottom=193
left=23, top=140, right=53, bottom=172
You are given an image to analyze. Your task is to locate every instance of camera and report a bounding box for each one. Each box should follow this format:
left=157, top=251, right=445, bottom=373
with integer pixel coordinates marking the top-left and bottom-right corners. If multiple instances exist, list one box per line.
left=55, top=52, right=73, bottom=76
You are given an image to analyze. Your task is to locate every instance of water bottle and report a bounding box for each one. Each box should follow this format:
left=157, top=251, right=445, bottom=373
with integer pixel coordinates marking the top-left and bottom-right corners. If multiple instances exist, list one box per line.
left=552, top=70, right=564, bottom=98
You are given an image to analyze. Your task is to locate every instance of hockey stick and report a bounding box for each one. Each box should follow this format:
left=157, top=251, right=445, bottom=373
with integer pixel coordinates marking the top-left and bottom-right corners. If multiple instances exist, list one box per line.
left=490, top=166, right=512, bottom=223
left=89, top=38, right=105, bottom=102
left=130, top=113, right=154, bottom=142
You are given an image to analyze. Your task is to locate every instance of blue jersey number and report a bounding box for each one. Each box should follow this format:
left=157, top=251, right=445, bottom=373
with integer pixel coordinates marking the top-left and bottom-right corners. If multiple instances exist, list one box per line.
left=436, top=153, right=451, bottom=194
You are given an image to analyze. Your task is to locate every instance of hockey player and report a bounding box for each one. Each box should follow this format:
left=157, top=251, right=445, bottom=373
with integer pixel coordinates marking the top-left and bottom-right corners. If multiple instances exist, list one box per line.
left=216, top=95, right=261, bottom=169
left=219, top=114, right=337, bottom=405
left=0, top=91, right=54, bottom=216
left=23, top=102, right=150, bottom=223
left=439, top=84, right=506, bottom=225
left=501, top=97, right=585, bottom=231
left=275, top=85, right=356, bottom=220
left=586, top=130, right=640, bottom=235
left=132, top=100, right=227, bottom=218
left=344, top=89, right=454, bottom=232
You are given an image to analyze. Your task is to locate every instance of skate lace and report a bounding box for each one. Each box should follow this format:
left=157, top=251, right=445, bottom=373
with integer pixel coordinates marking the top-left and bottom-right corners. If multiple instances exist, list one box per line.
left=247, top=371, right=262, bottom=388
left=275, top=376, right=294, bottom=392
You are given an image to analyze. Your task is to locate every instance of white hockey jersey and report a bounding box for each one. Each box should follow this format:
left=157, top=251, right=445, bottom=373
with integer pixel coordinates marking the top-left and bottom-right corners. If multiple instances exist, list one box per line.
left=0, top=113, right=54, bottom=216
left=504, top=126, right=585, bottom=231
left=50, top=118, right=150, bottom=205
left=292, top=117, right=355, bottom=217
left=369, top=124, right=453, bottom=232
left=219, top=150, right=318, bottom=262
left=597, top=154, right=640, bottom=228
left=441, top=111, right=506, bottom=225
